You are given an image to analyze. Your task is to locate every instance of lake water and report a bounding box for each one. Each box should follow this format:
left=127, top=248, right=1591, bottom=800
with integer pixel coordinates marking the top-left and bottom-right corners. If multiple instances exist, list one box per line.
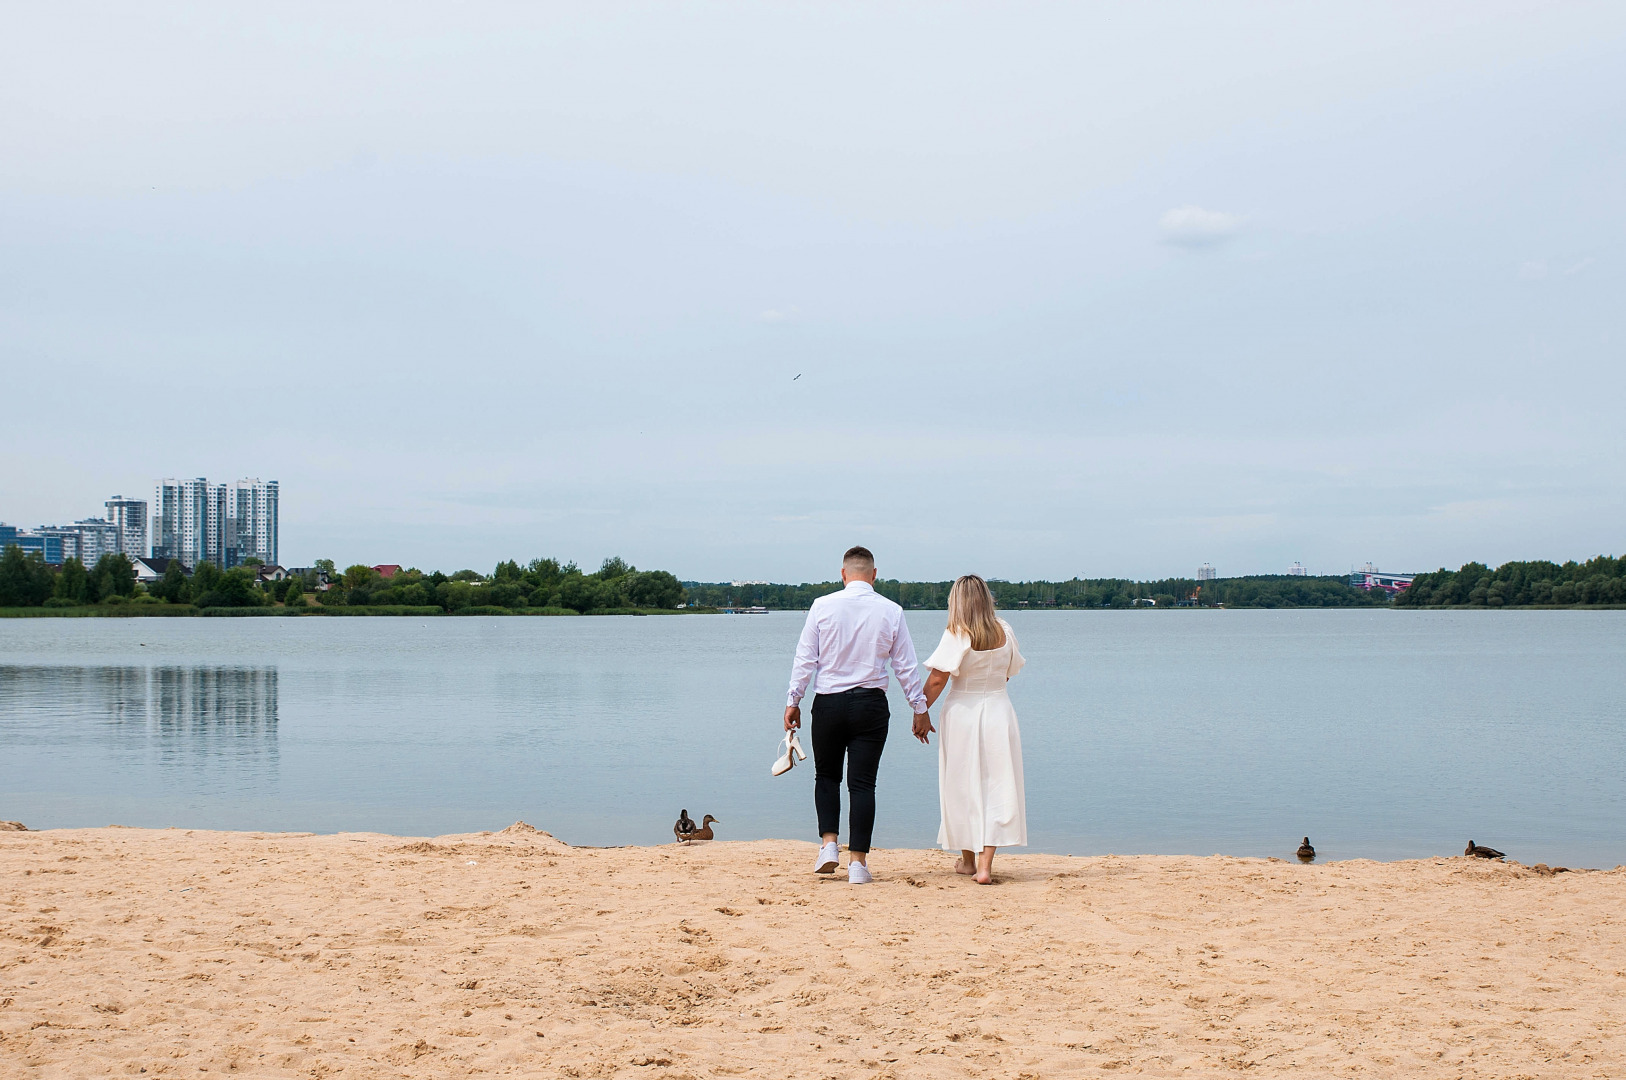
left=2, top=611, right=1623, bottom=867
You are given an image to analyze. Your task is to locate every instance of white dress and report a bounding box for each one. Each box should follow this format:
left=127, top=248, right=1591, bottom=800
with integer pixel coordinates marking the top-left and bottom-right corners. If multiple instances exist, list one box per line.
left=924, top=619, right=1028, bottom=851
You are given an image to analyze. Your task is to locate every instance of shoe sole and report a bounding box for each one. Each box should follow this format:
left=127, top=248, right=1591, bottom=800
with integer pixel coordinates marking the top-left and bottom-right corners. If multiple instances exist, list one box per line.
left=815, top=855, right=839, bottom=874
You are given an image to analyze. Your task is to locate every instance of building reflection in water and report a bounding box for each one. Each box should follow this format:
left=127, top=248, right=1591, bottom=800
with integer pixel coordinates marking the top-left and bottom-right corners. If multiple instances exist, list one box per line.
left=0, top=665, right=278, bottom=770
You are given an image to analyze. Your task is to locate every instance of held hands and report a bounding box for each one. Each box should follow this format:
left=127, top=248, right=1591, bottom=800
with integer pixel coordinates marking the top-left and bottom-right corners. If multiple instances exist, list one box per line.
left=789, top=703, right=932, bottom=742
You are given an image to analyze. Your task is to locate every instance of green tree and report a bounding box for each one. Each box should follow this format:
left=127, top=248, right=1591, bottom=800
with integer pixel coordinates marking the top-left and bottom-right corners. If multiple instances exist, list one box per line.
left=153, top=560, right=191, bottom=604
left=86, top=553, right=136, bottom=603
left=0, top=546, right=54, bottom=607
left=343, top=564, right=379, bottom=591
left=195, top=566, right=266, bottom=608
left=557, top=573, right=596, bottom=612
left=627, top=570, right=683, bottom=609
left=284, top=578, right=306, bottom=607
left=191, top=561, right=223, bottom=596
left=395, top=581, right=429, bottom=606
left=485, top=581, right=525, bottom=608
left=436, top=580, right=474, bottom=611
left=527, top=558, right=563, bottom=592
left=53, top=558, right=89, bottom=604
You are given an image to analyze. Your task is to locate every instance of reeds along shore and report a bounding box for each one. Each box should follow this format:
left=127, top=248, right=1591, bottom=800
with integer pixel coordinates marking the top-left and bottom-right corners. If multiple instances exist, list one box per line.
left=3, top=826, right=1623, bottom=1078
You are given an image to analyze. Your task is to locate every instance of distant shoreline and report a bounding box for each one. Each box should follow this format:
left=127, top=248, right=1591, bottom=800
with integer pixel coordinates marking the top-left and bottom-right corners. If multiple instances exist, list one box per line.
left=0, top=605, right=721, bottom=618
left=5, top=604, right=1625, bottom=618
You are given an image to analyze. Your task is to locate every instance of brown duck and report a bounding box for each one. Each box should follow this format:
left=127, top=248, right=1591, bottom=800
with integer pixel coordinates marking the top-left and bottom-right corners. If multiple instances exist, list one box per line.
left=674, top=809, right=696, bottom=842
left=1465, top=840, right=1505, bottom=859
left=678, top=815, right=720, bottom=842
left=1296, top=837, right=1315, bottom=861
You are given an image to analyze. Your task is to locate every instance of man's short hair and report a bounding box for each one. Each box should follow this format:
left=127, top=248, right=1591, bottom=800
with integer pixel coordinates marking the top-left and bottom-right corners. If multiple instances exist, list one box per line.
left=843, top=546, right=875, bottom=571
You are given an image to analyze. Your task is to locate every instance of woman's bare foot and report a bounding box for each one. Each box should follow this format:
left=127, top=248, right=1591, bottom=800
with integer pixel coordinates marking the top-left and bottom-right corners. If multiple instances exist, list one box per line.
left=954, top=852, right=976, bottom=876
left=975, top=846, right=996, bottom=884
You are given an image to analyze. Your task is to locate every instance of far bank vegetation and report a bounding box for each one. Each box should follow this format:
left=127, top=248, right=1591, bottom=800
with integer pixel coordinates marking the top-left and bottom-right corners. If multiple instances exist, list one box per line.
left=0, top=548, right=686, bottom=615
left=5, top=546, right=1624, bottom=614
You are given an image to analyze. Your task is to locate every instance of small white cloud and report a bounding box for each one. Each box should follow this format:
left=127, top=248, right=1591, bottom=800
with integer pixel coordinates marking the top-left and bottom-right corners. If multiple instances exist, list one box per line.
left=1563, top=257, right=1596, bottom=277
left=1159, top=205, right=1242, bottom=247
left=1518, top=260, right=1549, bottom=281
left=758, top=306, right=799, bottom=323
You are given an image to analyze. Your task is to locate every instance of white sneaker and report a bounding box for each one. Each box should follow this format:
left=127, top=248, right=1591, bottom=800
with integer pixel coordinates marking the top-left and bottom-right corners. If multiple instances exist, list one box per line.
left=815, top=841, right=840, bottom=874
left=847, top=861, right=872, bottom=884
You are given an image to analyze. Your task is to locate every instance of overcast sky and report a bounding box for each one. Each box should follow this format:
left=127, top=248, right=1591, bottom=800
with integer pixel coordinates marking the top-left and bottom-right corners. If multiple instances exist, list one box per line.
left=3, top=3, right=1623, bottom=581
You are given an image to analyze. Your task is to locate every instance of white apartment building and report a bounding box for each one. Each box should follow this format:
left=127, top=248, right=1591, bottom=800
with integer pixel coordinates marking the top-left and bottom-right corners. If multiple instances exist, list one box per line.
left=228, top=479, right=278, bottom=566
left=104, top=497, right=148, bottom=558
left=153, top=477, right=278, bottom=568
left=34, top=519, right=121, bottom=566
left=152, top=480, right=182, bottom=562
left=1197, top=563, right=1218, bottom=581
left=154, top=478, right=225, bottom=568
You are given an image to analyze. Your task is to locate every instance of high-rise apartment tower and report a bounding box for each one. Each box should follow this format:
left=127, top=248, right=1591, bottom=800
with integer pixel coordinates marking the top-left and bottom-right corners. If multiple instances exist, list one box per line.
left=227, top=479, right=278, bottom=566
left=153, top=478, right=226, bottom=568
left=153, top=478, right=277, bottom=568
left=104, top=496, right=148, bottom=559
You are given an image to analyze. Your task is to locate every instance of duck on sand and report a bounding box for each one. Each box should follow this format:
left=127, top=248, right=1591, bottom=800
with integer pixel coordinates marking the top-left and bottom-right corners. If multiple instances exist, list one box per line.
left=675, top=814, right=719, bottom=842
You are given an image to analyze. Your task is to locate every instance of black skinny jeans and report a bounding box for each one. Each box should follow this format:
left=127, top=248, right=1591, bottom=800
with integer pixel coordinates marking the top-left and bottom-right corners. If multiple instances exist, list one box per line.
left=810, top=687, right=890, bottom=853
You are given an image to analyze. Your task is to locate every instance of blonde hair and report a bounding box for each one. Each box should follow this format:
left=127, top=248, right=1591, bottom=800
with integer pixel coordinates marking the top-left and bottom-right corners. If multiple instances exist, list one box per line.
left=947, top=575, right=1004, bottom=651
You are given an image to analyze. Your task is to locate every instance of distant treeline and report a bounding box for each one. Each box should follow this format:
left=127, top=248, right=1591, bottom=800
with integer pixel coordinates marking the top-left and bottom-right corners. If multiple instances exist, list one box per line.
left=683, top=575, right=1390, bottom=610
left=0, top=546, right=686, bottom=614
left=10, top=543, right=1622, bottom=614
left=0, top=549, right=142, bottom=608
left=1395, top=555, right=1626, bottom=608
left=321, top=557, right=684, bottom=613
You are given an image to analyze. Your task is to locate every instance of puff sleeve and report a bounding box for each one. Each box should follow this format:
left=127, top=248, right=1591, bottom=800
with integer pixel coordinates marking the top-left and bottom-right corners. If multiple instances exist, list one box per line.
left=924, top=629, right=972, bottom=676
left=1003, top=620, right=1026, bottom=678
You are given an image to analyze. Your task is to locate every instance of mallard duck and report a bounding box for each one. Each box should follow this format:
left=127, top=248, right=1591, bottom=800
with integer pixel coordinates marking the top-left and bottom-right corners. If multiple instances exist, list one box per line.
left=682, top=815, right=719, bottom=842
left=1465, top=840, right=1505, bottom=859
left=674, top=809, right=696, bottom=842
left=1296, top=837, right=1315, bottom=861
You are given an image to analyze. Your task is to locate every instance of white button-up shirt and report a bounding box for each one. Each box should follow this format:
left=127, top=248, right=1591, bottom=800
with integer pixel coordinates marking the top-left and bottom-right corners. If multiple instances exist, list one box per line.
left=787, top=580, right=928, bottom=714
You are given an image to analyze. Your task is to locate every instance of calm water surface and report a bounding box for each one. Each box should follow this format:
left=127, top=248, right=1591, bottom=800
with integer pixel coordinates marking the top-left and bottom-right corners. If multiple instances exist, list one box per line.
left=2, top=611, right=1623, bottom=866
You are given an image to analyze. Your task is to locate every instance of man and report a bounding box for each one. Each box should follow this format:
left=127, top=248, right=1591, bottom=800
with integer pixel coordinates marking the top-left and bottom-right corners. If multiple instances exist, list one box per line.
left=785, top=546, right=929, bottom=883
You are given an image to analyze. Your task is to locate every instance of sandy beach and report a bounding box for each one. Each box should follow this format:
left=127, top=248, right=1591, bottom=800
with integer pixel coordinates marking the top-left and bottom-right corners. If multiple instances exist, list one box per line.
left=2, top=825, right=1623, bottom=1078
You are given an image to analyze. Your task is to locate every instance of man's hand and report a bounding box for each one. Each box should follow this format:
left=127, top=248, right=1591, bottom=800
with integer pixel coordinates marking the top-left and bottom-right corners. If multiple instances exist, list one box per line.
left=912, top=711, right=934, bottom=744
left=784, top=705, right=801, bottom=731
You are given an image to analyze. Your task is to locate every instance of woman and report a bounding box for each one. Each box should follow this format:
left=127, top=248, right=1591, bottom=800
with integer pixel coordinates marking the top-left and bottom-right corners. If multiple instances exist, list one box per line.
left=916, top=574, right=1027, bottom=884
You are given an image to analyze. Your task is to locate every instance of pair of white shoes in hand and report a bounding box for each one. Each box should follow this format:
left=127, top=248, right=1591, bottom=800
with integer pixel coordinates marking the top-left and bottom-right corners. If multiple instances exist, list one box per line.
left=771, top=730, right=807, bottom=776
left=815, top=840, right=871, bottom=883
